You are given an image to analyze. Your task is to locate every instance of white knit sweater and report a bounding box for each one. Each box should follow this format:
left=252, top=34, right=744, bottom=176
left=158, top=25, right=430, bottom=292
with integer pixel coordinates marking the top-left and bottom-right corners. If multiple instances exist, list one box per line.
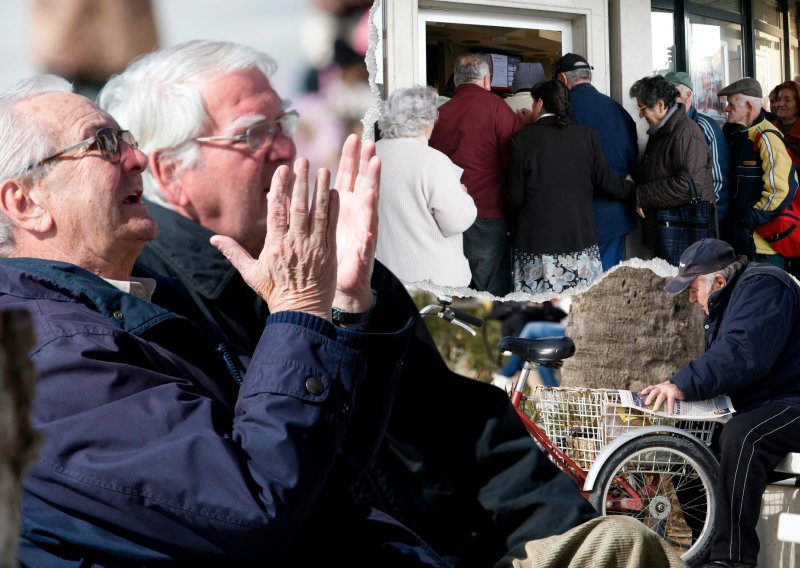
left=375, top=137, right=477, bottom=287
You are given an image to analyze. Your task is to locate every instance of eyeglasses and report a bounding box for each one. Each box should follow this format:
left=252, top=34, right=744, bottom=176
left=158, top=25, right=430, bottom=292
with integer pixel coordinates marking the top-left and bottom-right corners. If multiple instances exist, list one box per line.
left=25, top=128, right=138, bottom=172
left=638, top=104, right=651, bottom=113
left=194, top=111, right=299, bottom=152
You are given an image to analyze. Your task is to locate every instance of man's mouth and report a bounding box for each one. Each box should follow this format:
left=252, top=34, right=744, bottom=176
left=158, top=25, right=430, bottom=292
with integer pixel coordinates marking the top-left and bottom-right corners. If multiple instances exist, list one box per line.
left=123, top=189, right=144, bottom=204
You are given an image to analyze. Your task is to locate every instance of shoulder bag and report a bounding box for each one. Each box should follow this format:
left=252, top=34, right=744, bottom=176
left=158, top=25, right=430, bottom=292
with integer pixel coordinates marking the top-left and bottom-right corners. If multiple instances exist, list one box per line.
left=656, top=169, right=717, bottom=265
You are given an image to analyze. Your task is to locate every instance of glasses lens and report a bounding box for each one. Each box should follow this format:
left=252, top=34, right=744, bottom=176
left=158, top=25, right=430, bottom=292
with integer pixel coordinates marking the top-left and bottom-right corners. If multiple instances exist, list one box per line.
left=95, top=128, right=119, bottom=163
left=120, top=130, right=138, bottom=150
left=246, top=122, right=277, bottom=151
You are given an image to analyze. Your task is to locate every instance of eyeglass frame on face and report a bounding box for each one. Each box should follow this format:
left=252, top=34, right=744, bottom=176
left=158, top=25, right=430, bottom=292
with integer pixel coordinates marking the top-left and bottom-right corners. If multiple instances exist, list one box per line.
left=24, top=128, right=139, bottom=172
left=193, top=110, right=299, bottom=152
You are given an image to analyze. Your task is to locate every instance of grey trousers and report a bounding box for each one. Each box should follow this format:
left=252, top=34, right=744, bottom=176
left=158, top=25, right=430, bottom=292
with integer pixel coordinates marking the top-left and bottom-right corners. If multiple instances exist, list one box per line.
left=494, top=516, right=686, bottom=568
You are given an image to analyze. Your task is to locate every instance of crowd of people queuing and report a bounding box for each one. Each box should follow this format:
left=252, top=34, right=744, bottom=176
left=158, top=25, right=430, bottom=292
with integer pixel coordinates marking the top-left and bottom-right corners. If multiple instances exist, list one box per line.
left=374, top=51, right=800, bottom=296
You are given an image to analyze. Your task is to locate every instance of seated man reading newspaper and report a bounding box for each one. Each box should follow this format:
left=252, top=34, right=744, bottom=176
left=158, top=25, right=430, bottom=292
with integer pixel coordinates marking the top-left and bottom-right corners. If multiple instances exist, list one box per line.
left=641, top=238, right=800, bottom=568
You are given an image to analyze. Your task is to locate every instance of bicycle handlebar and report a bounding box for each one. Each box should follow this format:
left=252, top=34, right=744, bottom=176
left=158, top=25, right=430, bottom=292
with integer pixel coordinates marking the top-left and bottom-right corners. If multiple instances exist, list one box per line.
left=419, top=297, right=483, bottom=336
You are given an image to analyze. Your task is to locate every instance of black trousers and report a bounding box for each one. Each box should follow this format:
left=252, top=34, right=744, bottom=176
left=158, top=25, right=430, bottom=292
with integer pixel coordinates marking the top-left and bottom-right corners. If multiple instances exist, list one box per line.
left=712, top=404, right=800, bottom=564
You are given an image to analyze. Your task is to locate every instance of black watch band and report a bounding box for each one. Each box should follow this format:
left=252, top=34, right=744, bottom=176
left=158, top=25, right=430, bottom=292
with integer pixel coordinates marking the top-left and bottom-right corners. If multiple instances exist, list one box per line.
left=331, top=290, right=377, bottom=326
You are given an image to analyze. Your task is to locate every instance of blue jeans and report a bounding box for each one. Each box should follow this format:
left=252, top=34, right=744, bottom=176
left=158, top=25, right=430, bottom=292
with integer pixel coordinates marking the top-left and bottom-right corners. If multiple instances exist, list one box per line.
left=462, top=218, right=511, bottom=296
left=500, top=321, right=566, bottom=387
left=598, top=235, right=626, bottom=272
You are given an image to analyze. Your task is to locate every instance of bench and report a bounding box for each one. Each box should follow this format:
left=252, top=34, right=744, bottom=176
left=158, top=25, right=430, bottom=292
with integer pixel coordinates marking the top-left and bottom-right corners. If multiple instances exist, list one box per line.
left=757, top=452, right=800, bottom=566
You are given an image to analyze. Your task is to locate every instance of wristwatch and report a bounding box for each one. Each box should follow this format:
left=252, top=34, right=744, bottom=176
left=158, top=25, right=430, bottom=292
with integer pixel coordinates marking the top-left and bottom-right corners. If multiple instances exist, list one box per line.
left=331, top=290, right=377, bottom=326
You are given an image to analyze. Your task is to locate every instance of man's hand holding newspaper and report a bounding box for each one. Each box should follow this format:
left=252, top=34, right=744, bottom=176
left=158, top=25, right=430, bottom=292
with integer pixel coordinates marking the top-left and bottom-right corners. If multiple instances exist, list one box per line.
left=638, top=380, right=734, bottom=420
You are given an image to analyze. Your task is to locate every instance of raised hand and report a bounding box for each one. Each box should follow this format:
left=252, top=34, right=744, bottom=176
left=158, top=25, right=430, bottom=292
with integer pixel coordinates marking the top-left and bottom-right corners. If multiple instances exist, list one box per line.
left=211, top=159, right=339, bottom=320
left=332, top=133, right=381, bottom=314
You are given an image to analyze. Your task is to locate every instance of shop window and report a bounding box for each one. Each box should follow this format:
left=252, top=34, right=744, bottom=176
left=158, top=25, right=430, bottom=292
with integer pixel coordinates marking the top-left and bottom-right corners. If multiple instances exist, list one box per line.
left=651, top=10, right=675, bottom=73
left=687, top=14, right=743, bottom=123
left=754, top=0, right=781, bottom=28
left=755, top=29, right=783, bottom=97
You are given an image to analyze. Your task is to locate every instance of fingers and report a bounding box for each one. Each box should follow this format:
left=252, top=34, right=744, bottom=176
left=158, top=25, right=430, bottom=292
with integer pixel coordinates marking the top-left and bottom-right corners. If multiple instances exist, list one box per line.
left=210, top=235, right=255, bottom=274
left=268, top=165, right=291, bottom=238
left=334, top=133, right=360, bottom=192
left=288, top=159, right=311, bottom=235
left=309, top=168, right=331, bottom=247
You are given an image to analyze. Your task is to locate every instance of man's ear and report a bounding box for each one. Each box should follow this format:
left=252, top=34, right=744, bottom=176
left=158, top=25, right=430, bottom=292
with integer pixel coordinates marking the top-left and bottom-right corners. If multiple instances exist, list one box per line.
left=482, top=74, right=491, bottom=91
left=713, top=274, right=728, bottom=291
left=0, top=178, right=53, bottom=233
left=149, top=149, right=190, bottom=208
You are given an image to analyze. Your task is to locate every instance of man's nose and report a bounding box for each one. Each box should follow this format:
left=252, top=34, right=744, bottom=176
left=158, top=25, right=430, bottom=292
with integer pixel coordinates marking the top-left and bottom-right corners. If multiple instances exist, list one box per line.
left=122, top=146, right=148, bottom=173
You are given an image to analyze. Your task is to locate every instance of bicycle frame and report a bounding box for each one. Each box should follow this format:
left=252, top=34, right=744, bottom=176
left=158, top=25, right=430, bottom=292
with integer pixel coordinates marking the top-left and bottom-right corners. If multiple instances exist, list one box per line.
left=510, top=362, right=591, bottom=491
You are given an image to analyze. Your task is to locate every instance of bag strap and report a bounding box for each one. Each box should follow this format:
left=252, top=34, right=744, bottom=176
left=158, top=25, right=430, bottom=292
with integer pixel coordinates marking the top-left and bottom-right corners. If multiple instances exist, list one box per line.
left=753, top=128, right=784, bottom=153
left=678, top=169, right=701, bottom=202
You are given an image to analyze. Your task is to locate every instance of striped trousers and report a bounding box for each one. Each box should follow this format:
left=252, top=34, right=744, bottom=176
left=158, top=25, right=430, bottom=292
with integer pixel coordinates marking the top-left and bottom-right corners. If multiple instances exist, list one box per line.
left=712, top=403, right=800, bottom=565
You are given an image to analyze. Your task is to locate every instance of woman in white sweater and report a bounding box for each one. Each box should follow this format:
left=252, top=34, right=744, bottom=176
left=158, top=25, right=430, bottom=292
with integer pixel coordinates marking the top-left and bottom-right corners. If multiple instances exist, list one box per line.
left=375, top=86, right=477, bottom=287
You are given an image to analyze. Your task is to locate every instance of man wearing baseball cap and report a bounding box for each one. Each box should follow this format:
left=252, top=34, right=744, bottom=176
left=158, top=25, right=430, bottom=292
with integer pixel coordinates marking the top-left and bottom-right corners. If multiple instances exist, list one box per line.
left=642, top=238, right=800, bottom=568
left=552, top=52, right=638, bottom=272
left=663, top=71, right=729, bottom=224
left=717, top=76, right=797, bottom=268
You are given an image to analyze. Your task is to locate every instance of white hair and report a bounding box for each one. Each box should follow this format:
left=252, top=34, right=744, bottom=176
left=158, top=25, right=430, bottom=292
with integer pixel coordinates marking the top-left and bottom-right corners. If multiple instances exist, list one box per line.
left=97, top=39, right=278, bottom=206
left=0, top=75, right=75, bottom=254
left=378, top=86, right=438, bottom=139
left=453, top=54, right=489, bottom=87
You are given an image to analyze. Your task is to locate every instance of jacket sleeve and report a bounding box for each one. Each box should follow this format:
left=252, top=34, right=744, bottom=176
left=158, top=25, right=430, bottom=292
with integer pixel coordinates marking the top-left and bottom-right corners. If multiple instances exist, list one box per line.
left=22, top=310, right=399, bottom=560
left=496, top=102, right=524, bottom=169
left=590, top=130, right=633, bottom=200
left=635, top=128, right=712, bottom=209
left=698, top=115, right=730, bottom=223
left=742, top=130, right=798, bottom=228
left=427, top=154, right=477, bottom=237
left=670, top=273, right=796, bottom=401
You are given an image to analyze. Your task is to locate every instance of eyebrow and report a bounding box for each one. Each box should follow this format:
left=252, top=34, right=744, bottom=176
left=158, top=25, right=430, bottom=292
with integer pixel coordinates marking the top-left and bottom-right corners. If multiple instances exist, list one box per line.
left=222, top=115, right=268, bottom=135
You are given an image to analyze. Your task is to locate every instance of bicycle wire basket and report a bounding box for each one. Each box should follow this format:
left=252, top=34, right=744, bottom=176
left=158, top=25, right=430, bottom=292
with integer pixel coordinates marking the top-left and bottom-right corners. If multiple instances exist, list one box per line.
left=528, top=386, right=719, bottom=471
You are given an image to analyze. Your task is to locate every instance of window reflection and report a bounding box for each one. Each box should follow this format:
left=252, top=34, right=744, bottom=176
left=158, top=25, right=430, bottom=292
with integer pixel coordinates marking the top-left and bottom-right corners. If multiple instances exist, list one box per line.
left=651, top=10, right=675, bottom=74
left=755, top=29, right=782, bottom=104
left=688, top=15, right=743, bottom=124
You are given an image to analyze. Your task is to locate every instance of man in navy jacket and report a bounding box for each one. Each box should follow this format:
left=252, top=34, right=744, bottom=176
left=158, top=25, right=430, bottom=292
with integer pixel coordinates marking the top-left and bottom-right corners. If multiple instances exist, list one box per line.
left=643, top=238, right=800, bottom=568
left=0, top=74, right=445, bottom=566
left=553, top=53, right=639, bottom=271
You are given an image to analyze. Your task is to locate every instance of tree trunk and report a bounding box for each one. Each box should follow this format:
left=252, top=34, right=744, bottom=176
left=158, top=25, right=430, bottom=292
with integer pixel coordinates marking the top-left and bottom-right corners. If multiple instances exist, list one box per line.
left=560, top=266, right=705, bottom=392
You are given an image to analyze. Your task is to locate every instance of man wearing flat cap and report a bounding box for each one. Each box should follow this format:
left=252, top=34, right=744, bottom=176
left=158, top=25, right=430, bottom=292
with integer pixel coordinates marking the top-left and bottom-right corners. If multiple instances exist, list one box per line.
left=642, top=238, right=800, bottom=568
left=553, top=52, right=638, bottom=271
left=717, top=76, right=797, bottom=267
left=663, top=71, right=729, bottom=224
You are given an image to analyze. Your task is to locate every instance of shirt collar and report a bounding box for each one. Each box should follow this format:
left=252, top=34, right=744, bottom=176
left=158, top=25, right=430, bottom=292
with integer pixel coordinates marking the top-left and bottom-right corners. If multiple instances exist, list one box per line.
left=103, top=277, right=157, bottom=302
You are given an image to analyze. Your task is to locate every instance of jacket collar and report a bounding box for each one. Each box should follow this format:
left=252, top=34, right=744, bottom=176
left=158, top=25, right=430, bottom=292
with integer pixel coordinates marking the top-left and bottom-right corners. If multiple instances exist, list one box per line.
left=143, top=202, right=239, bottom=300
left=0, top=257, right=176, bottom=334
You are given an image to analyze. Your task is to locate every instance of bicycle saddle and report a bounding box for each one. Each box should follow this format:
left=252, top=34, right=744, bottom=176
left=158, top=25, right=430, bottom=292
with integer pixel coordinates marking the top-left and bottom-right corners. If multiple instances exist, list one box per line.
left=497, top=336, right=575, bottom=367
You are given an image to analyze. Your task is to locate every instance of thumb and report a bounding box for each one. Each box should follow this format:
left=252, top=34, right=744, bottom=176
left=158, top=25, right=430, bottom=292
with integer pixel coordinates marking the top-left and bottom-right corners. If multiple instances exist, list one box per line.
left=210, top=235, right=255, bottom=274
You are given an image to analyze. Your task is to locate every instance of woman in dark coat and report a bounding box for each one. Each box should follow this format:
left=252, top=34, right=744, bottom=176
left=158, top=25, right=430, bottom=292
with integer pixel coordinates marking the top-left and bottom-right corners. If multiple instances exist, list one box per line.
left=505, top=80, right=633, bottom=294
left=630, top=75, right=715, bottom=265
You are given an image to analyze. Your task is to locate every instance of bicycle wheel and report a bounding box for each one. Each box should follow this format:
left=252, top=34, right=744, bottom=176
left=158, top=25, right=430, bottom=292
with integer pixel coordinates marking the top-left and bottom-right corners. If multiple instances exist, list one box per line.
left=588, top=434, right=718, bottom=567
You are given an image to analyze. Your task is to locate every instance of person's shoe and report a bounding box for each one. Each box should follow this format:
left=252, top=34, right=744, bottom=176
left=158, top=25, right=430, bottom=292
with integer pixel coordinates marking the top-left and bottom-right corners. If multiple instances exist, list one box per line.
left=491, top=372, right=514, bottom=392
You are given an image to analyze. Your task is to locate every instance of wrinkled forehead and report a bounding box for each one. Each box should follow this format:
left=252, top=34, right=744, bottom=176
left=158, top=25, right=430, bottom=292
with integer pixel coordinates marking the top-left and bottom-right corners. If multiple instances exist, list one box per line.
left=16, top=91, right=120, bottom=145
left=725, top=93, right=745, bottom=106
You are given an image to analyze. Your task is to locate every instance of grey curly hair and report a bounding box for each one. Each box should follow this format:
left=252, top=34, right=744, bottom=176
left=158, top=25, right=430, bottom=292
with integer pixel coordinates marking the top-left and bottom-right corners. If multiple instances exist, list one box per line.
left=377, top=86, right=439, bottom=139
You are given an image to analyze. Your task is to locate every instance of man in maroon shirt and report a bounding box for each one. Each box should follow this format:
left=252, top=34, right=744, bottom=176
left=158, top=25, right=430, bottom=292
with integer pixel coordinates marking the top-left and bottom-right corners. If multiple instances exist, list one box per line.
left=429, top=53, right=523, bottom=296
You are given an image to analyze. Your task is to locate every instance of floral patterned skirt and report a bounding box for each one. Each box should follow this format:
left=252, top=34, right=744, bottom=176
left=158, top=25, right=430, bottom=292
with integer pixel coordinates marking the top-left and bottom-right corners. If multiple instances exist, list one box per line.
left=512, top=245, right=603, bottom=294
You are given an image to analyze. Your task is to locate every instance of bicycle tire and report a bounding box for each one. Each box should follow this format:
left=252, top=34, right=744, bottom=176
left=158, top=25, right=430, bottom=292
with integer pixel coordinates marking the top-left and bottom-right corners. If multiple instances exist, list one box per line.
left=588, top=434, right=718, bottom=567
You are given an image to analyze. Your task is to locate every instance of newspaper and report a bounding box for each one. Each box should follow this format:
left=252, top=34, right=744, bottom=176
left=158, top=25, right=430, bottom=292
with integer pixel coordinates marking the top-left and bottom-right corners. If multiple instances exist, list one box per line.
left=617, top=390, right=735, bottom=422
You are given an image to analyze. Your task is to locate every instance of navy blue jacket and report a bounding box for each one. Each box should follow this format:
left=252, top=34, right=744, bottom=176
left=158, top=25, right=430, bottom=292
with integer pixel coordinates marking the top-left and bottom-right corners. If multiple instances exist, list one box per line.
left=570, top=82, right=639, bottom=242
left=1, top=258, right=447, bottom=566
left=671, top=262, right=800, bottom=412
left=139, top=203, right=599, bottom=567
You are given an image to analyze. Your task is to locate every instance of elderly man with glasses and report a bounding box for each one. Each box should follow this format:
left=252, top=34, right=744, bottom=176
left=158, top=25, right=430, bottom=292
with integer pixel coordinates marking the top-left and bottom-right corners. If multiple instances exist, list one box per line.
left=97, top=40, right=601, bottom=566
left=0, top=74, right=449, bottom=565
